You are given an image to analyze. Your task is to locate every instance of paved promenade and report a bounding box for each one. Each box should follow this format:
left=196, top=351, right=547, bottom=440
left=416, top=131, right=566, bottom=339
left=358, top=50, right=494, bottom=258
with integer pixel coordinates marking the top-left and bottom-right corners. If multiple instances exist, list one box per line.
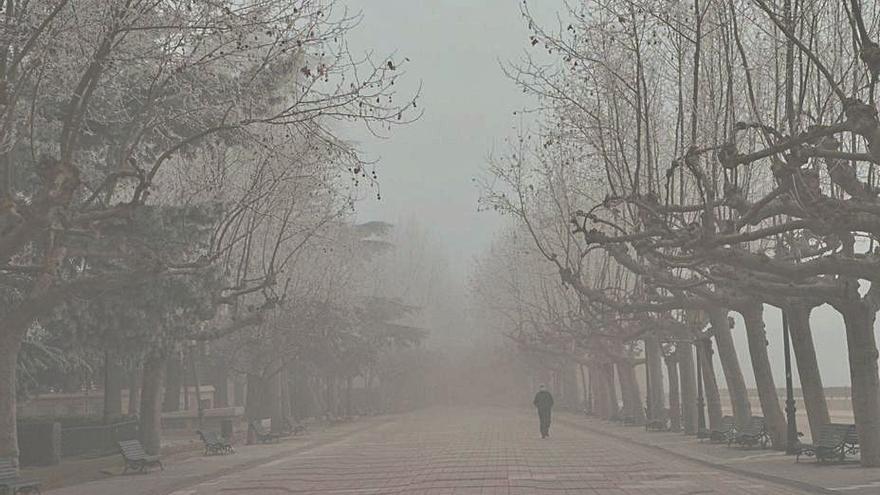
left=46, top=407, right=834, bottom=495
left=557, top=411, right=880, bottom=495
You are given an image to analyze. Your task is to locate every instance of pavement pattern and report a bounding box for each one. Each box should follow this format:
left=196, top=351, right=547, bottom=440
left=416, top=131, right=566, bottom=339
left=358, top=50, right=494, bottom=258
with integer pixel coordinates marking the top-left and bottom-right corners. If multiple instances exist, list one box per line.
left=171, top=407, right=809, bottom=495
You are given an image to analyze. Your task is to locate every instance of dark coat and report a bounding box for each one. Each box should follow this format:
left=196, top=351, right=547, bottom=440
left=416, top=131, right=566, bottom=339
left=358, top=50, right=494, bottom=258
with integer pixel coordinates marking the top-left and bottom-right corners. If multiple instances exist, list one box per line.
left=533, top=390, right=554, bottom=412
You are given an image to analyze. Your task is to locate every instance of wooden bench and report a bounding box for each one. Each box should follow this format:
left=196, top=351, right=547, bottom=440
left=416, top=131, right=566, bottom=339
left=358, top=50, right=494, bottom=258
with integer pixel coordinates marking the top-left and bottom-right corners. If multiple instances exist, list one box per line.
left=844, top=425, right=859, bottom=457
left=644, top=418, right=668, bottom=431
left=643, top=407, right=667, bottom=431
left=197, top=430, right=234, bottom=456
left=731, top=416, right=770, bottom=448
left=709, top=416, right=736, bottom=444
left=118, top=440, right=163, bottom=474
left=250, top=421, right=282, bottom=443
left=796, top=423, right=854, bottom=463
left=0, top=458, right=40, bottom=495
left=276, top=418, right=306, bottom=437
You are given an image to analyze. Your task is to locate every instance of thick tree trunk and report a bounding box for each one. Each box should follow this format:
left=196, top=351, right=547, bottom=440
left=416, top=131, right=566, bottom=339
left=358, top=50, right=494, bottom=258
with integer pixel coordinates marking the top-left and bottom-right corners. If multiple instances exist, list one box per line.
left=645, top=335, right=666, bottom=420
left=325, top=375, right=335, bottom=417
left=710, top=309, right=751, bottom=427
left=606, top=363, right=619, bottom=417
left=666, top=356, right=681, bottom=432
left=739, top=303, right=786, bottom=449
left=139, top=353, right=167, bottom=456
left=617, top=363, right=635, bottom=418
left=282, top=368, right=293, bottom=421
left=233, top=377, right=246, bottom=407
left=245, top=374, right=267, bottom=421
left=562, top=364, right=578, bottom=408
left=213, top=359, right=229, bottom=408
left=0, top=334, right=22, bottom=464
left=127, top=364, right=141, bottom=416
left=579, top=365, right=589, bottom=411
left=617, top=362, right=645, bottom=423
left=698, top=339, right=723, bottom=430
left=309, top=376, right=325, bottom=416
left=190, top=350, right=203, bottom=429
left=103, top=351, right=124, bottom=423
left=590, top=363, right=613, bottom=419
left=678, top=343, right=698, bottom=435
left=784, top=304, right=830, bottom=439
left=268, top=371, right=286, bottom=432
left=162, top=355, right=182, bottom=412
left=345, top=376, right=353, bottom=416
left=836, top=299, right=880, bottom=467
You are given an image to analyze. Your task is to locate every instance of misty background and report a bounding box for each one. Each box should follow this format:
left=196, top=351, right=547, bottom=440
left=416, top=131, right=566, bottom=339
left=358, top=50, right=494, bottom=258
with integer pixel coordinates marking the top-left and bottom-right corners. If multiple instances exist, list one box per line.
left=343, top=0, right=858, bottom=390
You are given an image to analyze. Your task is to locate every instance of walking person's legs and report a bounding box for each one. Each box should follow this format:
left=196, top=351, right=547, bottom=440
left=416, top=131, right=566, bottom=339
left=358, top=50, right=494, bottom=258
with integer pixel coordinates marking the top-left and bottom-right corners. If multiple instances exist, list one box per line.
left=545, top=410, right=551, bottom=437
left=539, top=410, right=550, bottom=438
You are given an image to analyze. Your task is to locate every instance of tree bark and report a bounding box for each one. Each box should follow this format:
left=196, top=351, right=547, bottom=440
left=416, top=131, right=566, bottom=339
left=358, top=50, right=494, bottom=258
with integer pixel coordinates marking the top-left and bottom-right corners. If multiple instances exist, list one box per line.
left=710, top=309, right=751, bottom=427
left=102, top=350, right=124, bottom=423
left=606, top=363, right=619, bottom=417
left=268, top=371, right=286, bottom=432
left=580, top=364, right=589, bottom=411
left=245, top=374, right=267, bottom=421
left=617, top=362, right=645, bottom=423
left=739, top=303, right=786, bottom=449
left=645, top=334, right=666, bottom=419
left=0, top=333, right=22, bottom=464
left=139, top=353, right=167, bottom=456
left=835, top=298, right=880, bottom=467
left=784, top=303, right=830, bottom=439
left=562, top=363, right=578, bottom=408
left=162, top=355, right=182, bottom=413
left=345, top=376, right=353, bottom=416
left=678, top=343, right=698, bottom=435
left=189, top=349, right=203, bottom=429
left=698, top=338, right=723, bottom=430
left=590, top=363, right=612, bottom=419
left=127, top=364, right=141, bottom=416
left=212, top=359, right=229, bottom=408
left=666, top=355, right=681, bottom=432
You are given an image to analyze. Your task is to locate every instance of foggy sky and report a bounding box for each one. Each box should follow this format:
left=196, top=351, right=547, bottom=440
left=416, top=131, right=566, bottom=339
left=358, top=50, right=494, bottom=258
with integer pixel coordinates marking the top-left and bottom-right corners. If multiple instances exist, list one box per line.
left=341, top=1, right=865, bottom=389
left=345, top=0, right=541, bottom=276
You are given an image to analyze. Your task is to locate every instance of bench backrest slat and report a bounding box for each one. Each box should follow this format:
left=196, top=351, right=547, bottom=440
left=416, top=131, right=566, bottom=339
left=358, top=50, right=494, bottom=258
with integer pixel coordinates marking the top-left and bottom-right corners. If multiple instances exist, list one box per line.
left=740, top=417, right=765, bottom=435
left=814, top=424, right=852, bottom=448
left=119, top=440, right=148, bottom=459
left=0, top=458, right=17, bottom=481
left=201, top=431, right=221, bottom=444
left=845, top=425, right=859, bottom=445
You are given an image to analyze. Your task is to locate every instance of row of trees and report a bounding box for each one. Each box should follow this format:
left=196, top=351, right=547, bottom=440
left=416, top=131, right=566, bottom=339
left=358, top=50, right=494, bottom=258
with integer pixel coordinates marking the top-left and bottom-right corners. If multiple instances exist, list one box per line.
left=26, top=219, right=437, bottom=451
left=0, top=0, right=422, bottom=465
left=477, top=0, right=880, bottom=466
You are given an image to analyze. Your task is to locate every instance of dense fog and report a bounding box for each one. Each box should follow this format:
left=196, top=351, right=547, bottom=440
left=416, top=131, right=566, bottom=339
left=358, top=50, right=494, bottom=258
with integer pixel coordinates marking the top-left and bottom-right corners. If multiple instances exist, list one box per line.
left=5, top=1, right=880, bottom=494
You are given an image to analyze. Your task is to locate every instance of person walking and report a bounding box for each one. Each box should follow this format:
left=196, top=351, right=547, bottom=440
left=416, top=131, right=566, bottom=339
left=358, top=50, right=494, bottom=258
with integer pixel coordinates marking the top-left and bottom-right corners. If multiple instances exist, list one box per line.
left=533, top=384, right=554, bottom=438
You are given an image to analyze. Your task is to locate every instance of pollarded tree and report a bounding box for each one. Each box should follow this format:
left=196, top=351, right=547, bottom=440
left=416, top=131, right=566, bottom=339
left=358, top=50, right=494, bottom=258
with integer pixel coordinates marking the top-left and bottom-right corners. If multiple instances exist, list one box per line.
left=0, top=0, right=417, bottom=463
left=495, top=0, right=880, bottom=463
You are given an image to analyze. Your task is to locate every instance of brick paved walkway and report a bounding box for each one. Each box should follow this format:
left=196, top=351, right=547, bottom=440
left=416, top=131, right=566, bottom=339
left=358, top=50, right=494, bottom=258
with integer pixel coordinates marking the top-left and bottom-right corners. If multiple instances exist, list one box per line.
left=172, top=407, right=807, bottom=495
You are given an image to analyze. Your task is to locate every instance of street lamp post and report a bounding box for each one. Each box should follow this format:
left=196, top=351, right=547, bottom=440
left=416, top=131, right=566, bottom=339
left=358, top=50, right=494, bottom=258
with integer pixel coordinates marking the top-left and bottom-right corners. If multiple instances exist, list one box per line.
left=587, top=369, right=593, bottom=415
left=783, top=311, right=799, bottom=454
left=645, top=339, right=651, bottom=421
